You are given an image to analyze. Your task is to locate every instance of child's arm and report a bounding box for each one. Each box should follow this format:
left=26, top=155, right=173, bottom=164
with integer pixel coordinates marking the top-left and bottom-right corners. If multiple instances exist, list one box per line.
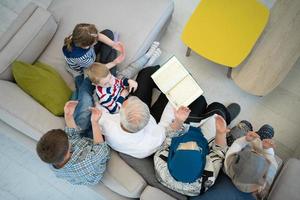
left=96, top=86, right=127, bottom=114
left=64, top=101, right=78, bottom=128
left=262, top=139, right=278, bottom=169
left=127, top=79, right=138, bottom=93
left=226, top=131, right=260, bottom=156
left=98, top=33, right=115, bottom=47
left=105, top=51, right=125, bottom=69
left=120, top=78, right=138, bottom=93
left=90, top=107, right=104, bottom=144
left=98, top=33, right=125, bottom=53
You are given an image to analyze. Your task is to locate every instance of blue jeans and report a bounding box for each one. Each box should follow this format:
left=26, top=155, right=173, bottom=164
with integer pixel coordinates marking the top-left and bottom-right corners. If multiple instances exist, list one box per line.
left=71, top=75, right=94, bottom=139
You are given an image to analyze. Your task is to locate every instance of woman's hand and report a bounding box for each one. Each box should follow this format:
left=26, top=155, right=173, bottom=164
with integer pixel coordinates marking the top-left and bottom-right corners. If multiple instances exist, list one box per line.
left=215, top=115, right=229, bottom=135
left=113, top=52, right=125, bottom=65
left=112, top=41, right=125, bottom=53
left=174, top=106, right=191, bottom=123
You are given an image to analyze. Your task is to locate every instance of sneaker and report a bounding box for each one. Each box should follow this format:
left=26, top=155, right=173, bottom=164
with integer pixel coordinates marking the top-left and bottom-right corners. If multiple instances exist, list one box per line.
left=257, top=124, right=274, bottom=140
left=226, top=120, right=252, bottom=146
left=239, top=120, right=253, bottom=132
left=226, top=103, right=241, bottom=121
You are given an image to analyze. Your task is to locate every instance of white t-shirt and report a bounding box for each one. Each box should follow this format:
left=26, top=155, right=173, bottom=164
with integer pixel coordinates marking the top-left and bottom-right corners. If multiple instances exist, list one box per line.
left=98, top=103, right=174, bottom=158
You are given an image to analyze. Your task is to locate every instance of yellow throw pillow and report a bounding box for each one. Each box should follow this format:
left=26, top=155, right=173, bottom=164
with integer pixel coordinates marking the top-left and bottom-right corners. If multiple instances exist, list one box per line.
left=12, top=61, right=72, bottom=116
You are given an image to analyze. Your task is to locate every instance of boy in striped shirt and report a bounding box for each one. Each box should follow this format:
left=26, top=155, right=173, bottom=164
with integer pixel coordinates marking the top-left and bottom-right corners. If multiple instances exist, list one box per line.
left=87, top=62, right=138, bottom=113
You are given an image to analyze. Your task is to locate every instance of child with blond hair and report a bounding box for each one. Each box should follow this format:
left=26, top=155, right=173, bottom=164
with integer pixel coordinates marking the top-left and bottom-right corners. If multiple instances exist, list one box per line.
left=86, top=62, right=138, bottom=113
left=86, top=40, right=162, bottom=113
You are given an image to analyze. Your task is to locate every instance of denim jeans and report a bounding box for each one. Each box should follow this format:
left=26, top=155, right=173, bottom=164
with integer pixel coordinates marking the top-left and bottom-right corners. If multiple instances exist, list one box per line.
left=71, top=75, right=95, bottom=138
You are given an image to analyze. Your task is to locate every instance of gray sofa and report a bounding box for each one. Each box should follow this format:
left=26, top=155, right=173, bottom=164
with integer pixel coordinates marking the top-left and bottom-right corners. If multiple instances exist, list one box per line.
left=0, top=0, right=174, bottom=199
left=1, top=1, right=300, bottom=200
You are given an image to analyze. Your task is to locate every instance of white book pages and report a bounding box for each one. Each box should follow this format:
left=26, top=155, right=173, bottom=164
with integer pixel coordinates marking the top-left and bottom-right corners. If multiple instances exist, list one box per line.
left=151, top=56, right=188, bottom=93
left=167, top=75, right=203, bottom=108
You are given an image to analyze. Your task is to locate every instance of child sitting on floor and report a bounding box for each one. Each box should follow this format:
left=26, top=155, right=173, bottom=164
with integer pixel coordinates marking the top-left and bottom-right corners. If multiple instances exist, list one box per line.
left=224, top=121, right=278, bottom=198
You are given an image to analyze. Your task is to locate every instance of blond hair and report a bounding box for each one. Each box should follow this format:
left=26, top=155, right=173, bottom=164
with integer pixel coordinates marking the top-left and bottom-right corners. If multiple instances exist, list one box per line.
left=86, top=62, right=110, bottom=85
left=64, top=23, right=98, bottom=51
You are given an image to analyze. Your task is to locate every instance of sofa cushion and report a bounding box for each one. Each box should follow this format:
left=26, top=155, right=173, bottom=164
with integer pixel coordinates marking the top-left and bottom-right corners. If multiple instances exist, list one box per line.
left=0, top=80, right=65, bottom=141
left=141, top=186, right=176, bottom=200
left=0, top=4, right=58, bottom=81
left=119, top=153, right=187, bottom=200
left=190, top=171, right=255, bottom=200
left=39, top=0, right=174, bottom=89
left=91, top=150, right=147, bottom=198
left=268, top=158, right=300, bottom=200
left=12, top=61, right=72, bottom=116
left=0, top=2, right=37, bottom=51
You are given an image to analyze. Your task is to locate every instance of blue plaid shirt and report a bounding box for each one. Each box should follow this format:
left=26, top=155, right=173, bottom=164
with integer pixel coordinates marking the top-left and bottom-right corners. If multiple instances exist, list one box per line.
left=50, top=127, right=110, bottom=185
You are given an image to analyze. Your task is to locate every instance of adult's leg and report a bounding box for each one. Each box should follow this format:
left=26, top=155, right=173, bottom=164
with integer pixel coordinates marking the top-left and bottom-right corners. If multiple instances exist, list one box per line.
left=185, top=96, right=208, bottom=123
left=202, top=102, right=231, bottom=125
left=133, top=65, right=160, bottom=107
left=133, top=65, right=169, bottom=122
left=73, top=77, right=95, bottom=139
left=70, top=74, right=84, bottom=100
left=94, top=29, right=117, bottom=63
left=94, top=29, right=117, bottom=75
left=117, top=42, right=160, bottom=79
left=150, top=93, right=169, bottom=122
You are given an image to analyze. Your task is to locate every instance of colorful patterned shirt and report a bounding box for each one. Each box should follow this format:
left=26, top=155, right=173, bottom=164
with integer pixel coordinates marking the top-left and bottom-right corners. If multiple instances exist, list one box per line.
left=50, top=127, right=110, bottom=185
left=95, top=76, right=129, bottom=113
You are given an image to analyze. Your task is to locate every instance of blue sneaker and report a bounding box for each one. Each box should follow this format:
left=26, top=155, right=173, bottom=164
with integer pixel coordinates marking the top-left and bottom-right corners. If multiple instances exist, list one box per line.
left=257, top=124, right=274, bottom=140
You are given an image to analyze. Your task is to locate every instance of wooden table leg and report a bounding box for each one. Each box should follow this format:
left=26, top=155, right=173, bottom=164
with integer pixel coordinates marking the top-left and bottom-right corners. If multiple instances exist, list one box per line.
left=186, top=47, right=191, bottom=57
left=227, top=67, right=232, bottom=79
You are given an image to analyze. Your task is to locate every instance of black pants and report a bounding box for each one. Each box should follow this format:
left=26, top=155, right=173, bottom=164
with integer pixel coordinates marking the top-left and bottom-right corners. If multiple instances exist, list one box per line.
left=94, top=29, right=117, bottom=75
left=133, top=66, right=232, bottom=125
left=133, top=66, right=168, bottom=122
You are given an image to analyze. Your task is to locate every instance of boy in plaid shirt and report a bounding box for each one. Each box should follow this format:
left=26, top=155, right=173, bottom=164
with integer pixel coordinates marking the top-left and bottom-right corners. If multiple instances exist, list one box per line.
left=36, top=100, right=110, bottom=185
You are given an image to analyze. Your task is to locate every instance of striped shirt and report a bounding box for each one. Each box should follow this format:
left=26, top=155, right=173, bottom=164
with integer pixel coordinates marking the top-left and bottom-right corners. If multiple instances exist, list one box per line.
left=62, top=44, right=96, bottom=77
left=50, top=127, right=110, bottom=185
left=95, top=76, right=129, bottom=113
left=154, top=115, right=227, bottom=196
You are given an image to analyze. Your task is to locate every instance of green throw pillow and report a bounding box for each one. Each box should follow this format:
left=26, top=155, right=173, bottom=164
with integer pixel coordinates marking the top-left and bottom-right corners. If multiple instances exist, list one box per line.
left=12, top=61, right=72, bottom=116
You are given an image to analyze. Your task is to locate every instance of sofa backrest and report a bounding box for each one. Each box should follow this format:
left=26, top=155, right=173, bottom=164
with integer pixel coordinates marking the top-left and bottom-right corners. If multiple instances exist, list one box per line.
left=38, top=0, right=174, bottom=89
left=0, top=2, right=58, bottom=81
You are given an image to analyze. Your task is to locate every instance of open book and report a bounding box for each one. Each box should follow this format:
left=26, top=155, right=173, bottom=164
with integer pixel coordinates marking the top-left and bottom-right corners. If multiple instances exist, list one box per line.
left=151, top=56, right=203, bottom=109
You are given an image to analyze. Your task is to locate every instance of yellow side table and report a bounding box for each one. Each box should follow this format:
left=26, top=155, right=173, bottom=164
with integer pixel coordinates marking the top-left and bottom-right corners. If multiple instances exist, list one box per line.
left=181, top=0, right=269, bottom=77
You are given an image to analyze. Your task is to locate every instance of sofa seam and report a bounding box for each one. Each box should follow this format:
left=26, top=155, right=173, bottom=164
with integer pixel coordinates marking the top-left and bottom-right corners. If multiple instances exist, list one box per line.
left=0, top=8, right=55, bottom=74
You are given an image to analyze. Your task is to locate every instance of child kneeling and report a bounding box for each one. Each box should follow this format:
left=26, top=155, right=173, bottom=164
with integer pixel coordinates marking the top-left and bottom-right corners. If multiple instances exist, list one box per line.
left=36, top=101, right=110, bottom=185
left=224, top=121, right=278, bottom=198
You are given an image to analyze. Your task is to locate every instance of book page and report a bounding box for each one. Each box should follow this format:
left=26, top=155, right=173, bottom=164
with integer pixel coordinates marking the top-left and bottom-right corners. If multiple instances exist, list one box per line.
left=151, top=56, right=189, bottom=93
left=166, top=75, right=203, bottom=108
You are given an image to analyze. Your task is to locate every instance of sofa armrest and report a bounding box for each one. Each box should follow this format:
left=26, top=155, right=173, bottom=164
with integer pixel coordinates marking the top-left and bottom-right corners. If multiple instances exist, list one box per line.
left=268, top=158, right=300, bottom=200
left=91, top=150, right=147, bottom=198
left=0, top=80, right=64, bottom=141
left=140, top=186, right=176, bottom=200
